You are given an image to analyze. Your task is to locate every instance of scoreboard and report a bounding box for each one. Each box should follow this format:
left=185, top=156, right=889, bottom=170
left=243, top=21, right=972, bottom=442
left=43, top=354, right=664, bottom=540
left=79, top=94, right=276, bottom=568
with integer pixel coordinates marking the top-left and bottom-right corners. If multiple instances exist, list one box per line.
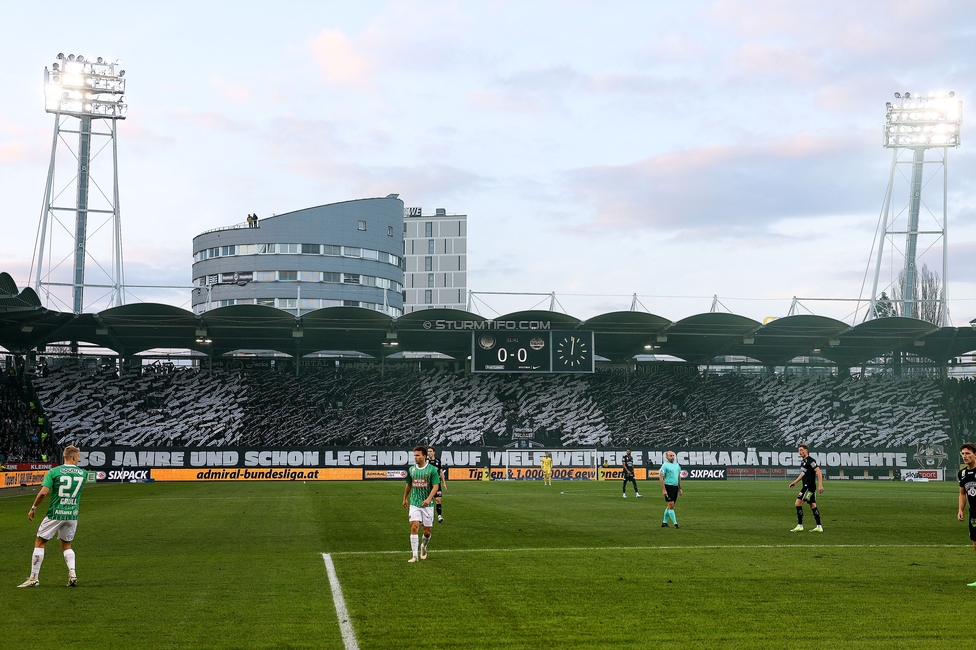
left=471, top=331, right=594, bottom=373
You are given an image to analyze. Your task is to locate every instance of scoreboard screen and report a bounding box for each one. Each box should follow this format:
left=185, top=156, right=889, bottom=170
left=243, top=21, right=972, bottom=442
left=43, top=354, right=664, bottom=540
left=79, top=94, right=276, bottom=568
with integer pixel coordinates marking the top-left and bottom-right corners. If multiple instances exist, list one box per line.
left=471, top=331, right=593, bottom=373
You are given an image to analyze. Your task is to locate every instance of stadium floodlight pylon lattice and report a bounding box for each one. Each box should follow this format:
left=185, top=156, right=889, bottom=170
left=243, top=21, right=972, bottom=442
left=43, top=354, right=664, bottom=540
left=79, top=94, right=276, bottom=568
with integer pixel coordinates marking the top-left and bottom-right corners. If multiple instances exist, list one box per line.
left=30, top=53, right=127, bottom=314
left=865, top=91, right=961, bottom=326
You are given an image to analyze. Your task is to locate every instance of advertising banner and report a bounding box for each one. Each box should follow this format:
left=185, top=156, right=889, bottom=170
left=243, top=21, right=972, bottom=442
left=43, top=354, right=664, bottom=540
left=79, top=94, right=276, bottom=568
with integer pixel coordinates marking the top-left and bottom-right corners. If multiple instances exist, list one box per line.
left=901, top=469, right=945, bottom=482
left=1, top=470, right=47, bottom=489
left=150, top=468, right=361, bottom=482
left=3, top=463, right=55, bottom=471
left=682, top=468, right=728, bottom=480
left=61, top=445, right=934, bottom=482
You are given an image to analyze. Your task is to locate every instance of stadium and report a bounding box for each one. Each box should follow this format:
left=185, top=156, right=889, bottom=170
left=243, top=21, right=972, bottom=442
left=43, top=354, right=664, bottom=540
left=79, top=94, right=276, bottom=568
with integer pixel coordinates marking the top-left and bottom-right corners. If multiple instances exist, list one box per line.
left=4, top=6, right=976, bottom=649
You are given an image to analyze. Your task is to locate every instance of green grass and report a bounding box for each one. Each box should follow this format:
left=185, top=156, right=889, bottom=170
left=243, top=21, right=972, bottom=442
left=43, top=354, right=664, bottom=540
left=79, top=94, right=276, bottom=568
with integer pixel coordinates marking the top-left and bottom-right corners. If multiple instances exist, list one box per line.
left=1, top=479, right=973, bottom=649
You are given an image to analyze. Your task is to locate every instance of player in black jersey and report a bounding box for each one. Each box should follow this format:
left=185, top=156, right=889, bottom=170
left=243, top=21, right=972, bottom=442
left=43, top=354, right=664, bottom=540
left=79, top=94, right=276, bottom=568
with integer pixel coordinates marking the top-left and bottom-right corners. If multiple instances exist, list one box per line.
left=788, top=444, right=823, bottom=532
left=957, top=442, right=976, bottom=587
left=427, top=446, right=447, bottom=523
left=621, top=449, right=641, bottom=498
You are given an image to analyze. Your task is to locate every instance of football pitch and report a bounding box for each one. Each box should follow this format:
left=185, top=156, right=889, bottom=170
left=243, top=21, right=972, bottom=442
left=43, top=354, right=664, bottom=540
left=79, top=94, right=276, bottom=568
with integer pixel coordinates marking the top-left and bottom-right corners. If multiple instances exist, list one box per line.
left=2, top=479, right=971, bottom=649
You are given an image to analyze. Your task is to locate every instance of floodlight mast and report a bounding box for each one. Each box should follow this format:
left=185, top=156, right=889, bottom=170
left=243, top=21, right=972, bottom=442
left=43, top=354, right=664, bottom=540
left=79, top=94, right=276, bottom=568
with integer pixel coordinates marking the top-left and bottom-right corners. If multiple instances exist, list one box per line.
left=867, top=91, right=961, bottom=326
left=32, top=53, right=127, bottom=314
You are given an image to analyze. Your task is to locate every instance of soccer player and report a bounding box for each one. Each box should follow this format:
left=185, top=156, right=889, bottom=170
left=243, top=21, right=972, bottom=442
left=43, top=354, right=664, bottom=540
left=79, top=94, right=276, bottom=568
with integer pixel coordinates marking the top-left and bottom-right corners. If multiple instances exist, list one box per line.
left=622, top=448, right=641, bottom=498
left=403, top=445, right=440, bottom=562
left=957, top=442, right=976, bottom=586
left=789, top=443, right=824, bottom=532
left=18, top=445, right=86, bottom=587
left=427, top=446, right=447, bottom=522
left=659, top=450, right=682, bottom=528
left=541, top=452, right=553, bottom=486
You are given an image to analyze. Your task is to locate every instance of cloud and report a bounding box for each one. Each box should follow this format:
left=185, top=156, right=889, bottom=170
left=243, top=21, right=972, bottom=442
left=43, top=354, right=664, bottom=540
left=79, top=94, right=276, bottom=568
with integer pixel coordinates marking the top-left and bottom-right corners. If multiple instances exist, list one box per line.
left=310, top=29, right=372, bottom=88
left=168, top=109, right=252, bottom=133
left=563, top=133, right=883, bottom=236
left=210, top=75, right=251, bottom=102
left=0, top=141, right=30, bottom=164
left=281, top=158, right=487, bottom=202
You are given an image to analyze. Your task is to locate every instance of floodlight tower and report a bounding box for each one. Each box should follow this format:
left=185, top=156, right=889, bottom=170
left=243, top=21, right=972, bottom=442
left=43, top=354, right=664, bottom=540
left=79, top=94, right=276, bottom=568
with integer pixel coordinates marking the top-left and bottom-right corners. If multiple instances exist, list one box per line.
left=30, top=53, right=127, bottom=314
left=867, top=91, right=961, bottom=326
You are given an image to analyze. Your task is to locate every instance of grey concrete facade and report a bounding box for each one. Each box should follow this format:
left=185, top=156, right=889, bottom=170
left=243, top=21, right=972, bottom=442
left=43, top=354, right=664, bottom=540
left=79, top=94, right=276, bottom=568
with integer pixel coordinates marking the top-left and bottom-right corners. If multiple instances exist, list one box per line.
left=403, top=207, right=467, bottom=313
left=191, top=197, right=405, bottom=316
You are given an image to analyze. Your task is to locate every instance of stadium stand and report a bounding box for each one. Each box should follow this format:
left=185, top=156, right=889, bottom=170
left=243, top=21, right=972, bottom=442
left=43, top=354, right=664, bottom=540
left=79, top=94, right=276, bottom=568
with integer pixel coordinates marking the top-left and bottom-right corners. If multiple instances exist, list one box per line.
left=0, top=366, right=58, bottom=463
left=29, top=364, right=955, bottom=449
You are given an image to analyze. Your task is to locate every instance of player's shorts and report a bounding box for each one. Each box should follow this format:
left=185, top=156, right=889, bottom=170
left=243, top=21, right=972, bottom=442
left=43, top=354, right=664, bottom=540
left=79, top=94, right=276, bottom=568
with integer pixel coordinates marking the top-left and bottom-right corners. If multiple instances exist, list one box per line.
left=408, top=505, right=434, bottom=527
left=664, top=484, right=679, bottom=503
left=969, top=515, right=976, bottom=542
left=36, top=517, right=78, bottom=542
left=797, top=486, right=818, bottom=504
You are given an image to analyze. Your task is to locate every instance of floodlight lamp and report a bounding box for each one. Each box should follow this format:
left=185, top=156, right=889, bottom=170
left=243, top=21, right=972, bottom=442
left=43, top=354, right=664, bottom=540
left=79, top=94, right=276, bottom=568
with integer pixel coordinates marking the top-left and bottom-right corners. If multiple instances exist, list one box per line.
left=97, top=57, right=103, bottom=64
left=950, top=91, right=955, bottom=97
left=894, top=92, right=901, bottom=98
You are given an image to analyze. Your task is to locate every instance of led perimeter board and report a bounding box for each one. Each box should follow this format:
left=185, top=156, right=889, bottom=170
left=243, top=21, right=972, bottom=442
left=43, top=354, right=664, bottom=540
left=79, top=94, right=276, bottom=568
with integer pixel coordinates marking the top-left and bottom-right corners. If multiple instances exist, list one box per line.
left=471, top=331, right=593, bottom=373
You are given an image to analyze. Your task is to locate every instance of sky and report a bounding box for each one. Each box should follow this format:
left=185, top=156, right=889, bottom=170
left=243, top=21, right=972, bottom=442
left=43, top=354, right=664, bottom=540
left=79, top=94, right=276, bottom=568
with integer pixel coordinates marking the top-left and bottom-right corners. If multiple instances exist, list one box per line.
left=1, top=0, right=975, bottom=324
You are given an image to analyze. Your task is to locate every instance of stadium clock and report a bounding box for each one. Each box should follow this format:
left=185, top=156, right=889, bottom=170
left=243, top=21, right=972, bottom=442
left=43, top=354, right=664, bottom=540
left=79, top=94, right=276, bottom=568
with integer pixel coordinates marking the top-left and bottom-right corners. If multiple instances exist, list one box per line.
left=551, top=331, right=594, bottom=373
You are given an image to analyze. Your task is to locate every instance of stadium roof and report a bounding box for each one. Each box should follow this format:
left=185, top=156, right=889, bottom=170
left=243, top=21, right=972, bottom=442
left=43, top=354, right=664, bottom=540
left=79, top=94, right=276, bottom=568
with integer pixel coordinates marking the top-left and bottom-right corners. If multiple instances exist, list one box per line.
left=1, top=275, right=974, bottom=365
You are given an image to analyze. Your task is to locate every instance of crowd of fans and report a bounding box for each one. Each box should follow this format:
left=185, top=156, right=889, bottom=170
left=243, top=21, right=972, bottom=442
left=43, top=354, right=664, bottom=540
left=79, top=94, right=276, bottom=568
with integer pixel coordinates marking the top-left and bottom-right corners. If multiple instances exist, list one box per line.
left=28, top=362, right=960, bottom=449
left=0, top=366, right=58, bottom=463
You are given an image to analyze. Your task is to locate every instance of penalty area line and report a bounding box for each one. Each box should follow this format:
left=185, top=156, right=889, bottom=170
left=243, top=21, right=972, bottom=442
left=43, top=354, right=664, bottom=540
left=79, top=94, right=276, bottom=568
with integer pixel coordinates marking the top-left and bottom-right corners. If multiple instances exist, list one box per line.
left=329, top=543, right=964, bottom=557
left=322, top=553, right=360, bottom=650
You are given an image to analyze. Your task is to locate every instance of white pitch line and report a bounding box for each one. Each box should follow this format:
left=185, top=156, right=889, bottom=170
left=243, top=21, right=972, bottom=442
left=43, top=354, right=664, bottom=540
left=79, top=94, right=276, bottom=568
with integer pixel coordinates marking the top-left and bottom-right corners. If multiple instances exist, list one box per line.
left=322, top=553, right=360, bottom=650
left=329, top=543, right=963, bottom=557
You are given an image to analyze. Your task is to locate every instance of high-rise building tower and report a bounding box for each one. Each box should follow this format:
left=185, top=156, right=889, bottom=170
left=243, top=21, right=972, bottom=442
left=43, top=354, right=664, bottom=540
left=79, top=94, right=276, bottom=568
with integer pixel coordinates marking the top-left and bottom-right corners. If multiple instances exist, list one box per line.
left=402, top=207, right=467, bottom=313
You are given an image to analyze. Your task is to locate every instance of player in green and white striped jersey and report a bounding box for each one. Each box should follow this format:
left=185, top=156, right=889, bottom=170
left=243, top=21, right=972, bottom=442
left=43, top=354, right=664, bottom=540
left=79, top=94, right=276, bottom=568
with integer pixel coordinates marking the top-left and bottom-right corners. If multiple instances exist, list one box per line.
left=402, top=445, right=440, bottom=562
left=18, top=446, right=87, bottom=588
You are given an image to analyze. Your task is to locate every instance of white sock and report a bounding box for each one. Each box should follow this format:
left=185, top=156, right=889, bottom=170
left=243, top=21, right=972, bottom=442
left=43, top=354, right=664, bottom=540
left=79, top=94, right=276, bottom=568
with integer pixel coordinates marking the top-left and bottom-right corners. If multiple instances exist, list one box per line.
left=30, top=548, right=44, bottom=578
left=64, top=549, right=76, bottom=573
left=410, top=534, right=419, bottom=557
left=422, top=534, right=431, bottom=549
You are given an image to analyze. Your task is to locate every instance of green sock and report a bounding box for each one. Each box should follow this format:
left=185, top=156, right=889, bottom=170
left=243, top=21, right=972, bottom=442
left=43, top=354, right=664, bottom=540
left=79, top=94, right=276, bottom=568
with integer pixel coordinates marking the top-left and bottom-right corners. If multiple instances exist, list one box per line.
left=669, top=510, right=677, bottom=525
left=663, top=510, right=669, bottom=523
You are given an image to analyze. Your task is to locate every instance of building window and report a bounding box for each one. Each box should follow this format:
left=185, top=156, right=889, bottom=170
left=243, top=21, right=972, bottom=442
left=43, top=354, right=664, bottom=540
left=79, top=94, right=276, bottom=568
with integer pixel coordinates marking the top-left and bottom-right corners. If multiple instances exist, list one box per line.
left=302, top=244, right=320, bottom=254
left=428, top=273, right=434, bottom=287
left=299, top=271, right=320, bottom=282
left=343, top=300, right=360, bottom=307
left=278, top=271, right=298, bottom=281
left=279, top=243, right=299, bottom=254
left=323, top=245, right=341, bottom=256
left=388, top=225, right=394, bottom=237
left=358, top=220, right=367, bottom=231
left=221, top=245, right=236, bottom=256
left=424, top=289, right=432, bottom=304
left=428, top=239, right=435, bottom=254
left=257, top=244, right=275, bottom=254
left=219, top=299, right=235, bottom=307
left=278, top=298, right=297, bottom=309
left=343, top=274, right=360, bottom=284
left=323, top=272, right=340, bottom=283
left=425, top=222, right=432, bottom=237
left=256, top=298, right=275, bottom=307
left=299, top=299, right=320, bottom=311
left=425, top=256, right=432, bottom=271
left=254, top=271, right=275, bottom=282
left=343, top=247, right=361, bottom=257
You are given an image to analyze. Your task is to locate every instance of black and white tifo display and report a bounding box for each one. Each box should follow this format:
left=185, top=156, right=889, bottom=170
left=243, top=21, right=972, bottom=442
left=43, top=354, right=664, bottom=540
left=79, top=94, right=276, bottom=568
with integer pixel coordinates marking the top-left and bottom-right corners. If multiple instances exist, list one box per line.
left=472, top=331, right=594, bottom=373
left=31, top=362, right=952, bottom=450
